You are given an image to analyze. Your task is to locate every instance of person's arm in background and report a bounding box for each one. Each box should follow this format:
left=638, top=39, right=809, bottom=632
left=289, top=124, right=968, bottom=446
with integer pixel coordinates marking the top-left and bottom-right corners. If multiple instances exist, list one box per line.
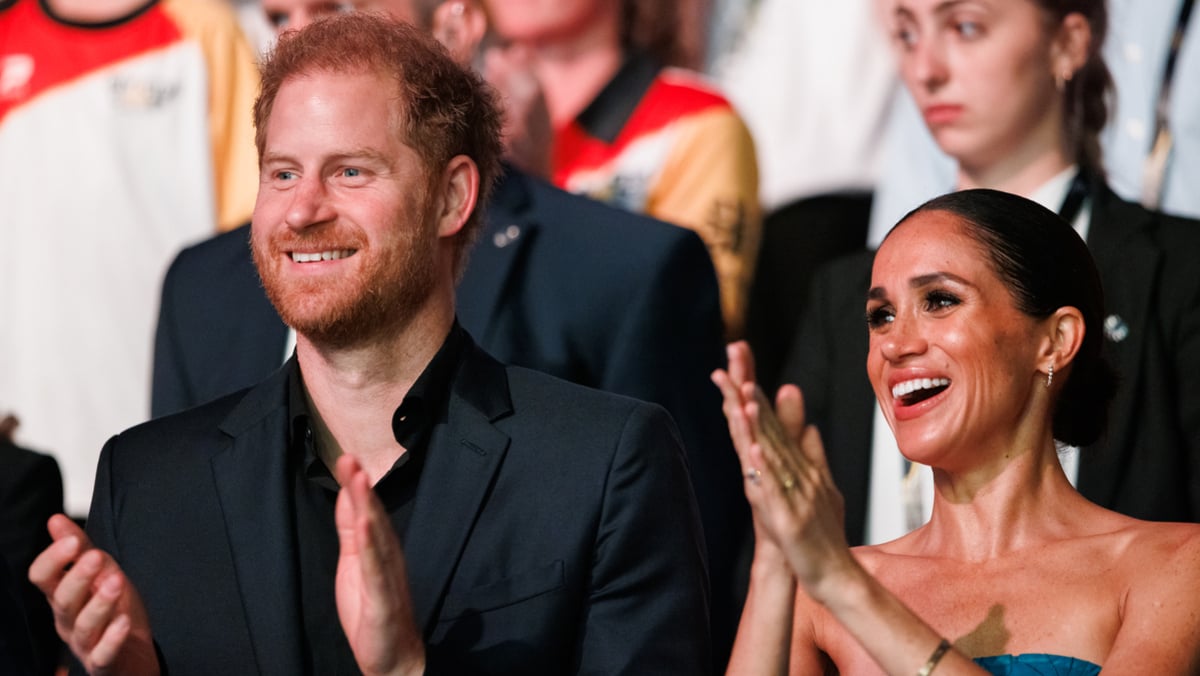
left=650, top=105, right=761, bottom=339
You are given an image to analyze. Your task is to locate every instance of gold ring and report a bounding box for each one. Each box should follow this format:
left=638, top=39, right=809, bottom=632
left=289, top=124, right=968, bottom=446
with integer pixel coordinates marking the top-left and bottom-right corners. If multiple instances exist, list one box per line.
left=779, top=473, right=796, bottom=492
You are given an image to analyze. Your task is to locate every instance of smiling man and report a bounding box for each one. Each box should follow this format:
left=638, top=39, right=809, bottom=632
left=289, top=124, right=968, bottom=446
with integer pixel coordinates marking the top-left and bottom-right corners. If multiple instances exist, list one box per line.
left=29, top=14, right=710, bottom=675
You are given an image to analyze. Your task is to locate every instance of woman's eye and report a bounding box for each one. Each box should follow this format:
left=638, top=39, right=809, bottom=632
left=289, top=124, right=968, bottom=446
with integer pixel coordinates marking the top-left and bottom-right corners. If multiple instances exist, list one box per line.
left=924, top=291, right=960, bottom=311
left=866, top=306, right=895, bottom=329
left=894, top=26, right=918, bottom=49
left=955, top=20, right=981, bottom=38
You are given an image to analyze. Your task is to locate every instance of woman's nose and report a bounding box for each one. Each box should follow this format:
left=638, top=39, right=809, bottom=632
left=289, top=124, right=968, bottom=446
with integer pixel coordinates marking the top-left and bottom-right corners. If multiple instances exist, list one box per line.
left=909, top=38, right=949, bottom=91
left=879, top=314, right=929, bottom=363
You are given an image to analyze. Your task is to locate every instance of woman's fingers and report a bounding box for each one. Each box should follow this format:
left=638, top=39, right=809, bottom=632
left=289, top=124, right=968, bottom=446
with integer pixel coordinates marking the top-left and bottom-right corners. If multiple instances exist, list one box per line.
left=774, top=385, right=808, bottom=446
left=725, top=341, right=757, bottom=389
left=713, top=369, right=759, bottom=470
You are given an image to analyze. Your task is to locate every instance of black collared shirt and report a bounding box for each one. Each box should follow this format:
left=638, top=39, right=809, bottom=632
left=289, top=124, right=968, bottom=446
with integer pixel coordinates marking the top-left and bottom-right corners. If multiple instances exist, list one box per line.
left=286, top=324, right=467, bottom=676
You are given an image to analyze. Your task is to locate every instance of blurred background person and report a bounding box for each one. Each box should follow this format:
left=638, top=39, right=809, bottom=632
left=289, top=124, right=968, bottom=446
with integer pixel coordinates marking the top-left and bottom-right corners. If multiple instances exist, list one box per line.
left=867, top=0, right=1200, bottom=246
left=780, top=0, right=1200, bottom=549
left=0, top=0, right=260, bottom=517
left=483, top=0, right=762, bottom=339
left=707, top=0, right=899, bottom=393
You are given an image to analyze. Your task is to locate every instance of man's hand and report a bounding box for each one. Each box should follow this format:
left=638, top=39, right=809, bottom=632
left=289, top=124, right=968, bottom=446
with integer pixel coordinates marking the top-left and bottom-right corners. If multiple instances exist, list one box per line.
left=334, top=455, right=425, bottom=676
left=28, top=514, right=160, bottom=676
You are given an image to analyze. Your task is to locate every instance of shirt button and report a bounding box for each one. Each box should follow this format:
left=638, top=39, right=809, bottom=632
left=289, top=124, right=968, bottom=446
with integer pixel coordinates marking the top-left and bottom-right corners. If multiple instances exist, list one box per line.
left=1123, top=42, right=1142, bottom=63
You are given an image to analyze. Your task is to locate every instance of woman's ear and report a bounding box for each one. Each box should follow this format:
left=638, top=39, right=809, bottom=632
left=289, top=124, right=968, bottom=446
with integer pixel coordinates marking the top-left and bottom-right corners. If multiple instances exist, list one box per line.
left=1051, top=12, right=1092, bottom=82
left=432, top=0, right=488, bottom=65
left=1040, top=306, right=1085, bottom=380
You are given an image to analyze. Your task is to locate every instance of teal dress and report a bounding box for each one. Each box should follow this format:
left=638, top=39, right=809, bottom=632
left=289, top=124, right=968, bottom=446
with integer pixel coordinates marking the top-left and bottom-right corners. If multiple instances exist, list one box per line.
left=974, top=654, right=1101, bottom=675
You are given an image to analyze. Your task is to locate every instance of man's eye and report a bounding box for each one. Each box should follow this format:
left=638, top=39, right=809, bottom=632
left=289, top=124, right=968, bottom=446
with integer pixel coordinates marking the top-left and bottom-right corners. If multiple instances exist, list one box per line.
left=276, top=170, right=297, bottom=181
left=343, top=168, right=361, bottom=178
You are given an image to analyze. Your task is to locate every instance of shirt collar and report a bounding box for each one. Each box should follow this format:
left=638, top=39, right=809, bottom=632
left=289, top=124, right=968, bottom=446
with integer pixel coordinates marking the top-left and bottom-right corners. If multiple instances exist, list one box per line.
left=286, top=322, right=468, bottom=467
left=573, top=50, right=661, bottom=144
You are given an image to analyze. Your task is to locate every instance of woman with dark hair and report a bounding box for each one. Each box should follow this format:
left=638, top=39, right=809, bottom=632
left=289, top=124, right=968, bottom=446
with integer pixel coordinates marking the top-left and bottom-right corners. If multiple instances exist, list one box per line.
left=779, top=0, right=1200, bottom=553
left=719, top=189, right=1200, bottom=673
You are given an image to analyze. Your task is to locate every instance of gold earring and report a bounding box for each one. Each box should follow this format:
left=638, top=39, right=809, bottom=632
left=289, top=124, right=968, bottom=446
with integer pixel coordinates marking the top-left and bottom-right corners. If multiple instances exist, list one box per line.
left=1056, top=68, right=1073, bottom=93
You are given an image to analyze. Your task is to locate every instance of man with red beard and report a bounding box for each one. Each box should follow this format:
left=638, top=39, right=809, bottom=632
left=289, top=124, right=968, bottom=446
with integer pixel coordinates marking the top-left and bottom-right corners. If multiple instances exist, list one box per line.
left=28, top=14, right=710, bottom=675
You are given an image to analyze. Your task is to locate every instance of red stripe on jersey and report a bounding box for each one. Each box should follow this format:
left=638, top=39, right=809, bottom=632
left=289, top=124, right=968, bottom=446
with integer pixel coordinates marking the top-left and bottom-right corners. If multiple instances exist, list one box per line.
left=0, top=0, right=182, bottom=122
left=554, top=71, right=734, bottom=183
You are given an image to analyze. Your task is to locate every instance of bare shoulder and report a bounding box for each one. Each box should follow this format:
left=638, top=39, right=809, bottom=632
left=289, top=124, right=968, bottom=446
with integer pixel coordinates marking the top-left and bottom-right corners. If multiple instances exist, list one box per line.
left=1096, top=520, right=1200, bottom=672
left=1119, top=520, right=1200, bottom=584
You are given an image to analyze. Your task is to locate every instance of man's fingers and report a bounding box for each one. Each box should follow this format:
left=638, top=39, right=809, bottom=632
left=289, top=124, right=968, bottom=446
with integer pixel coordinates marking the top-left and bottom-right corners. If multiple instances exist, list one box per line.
left=29, top=533, right=81, bottom=594
left=48, top=513, right=86, bottom=541
left=87, top=613, right=131, bottom=671
left=353, top=471, right=405, bottom=601
left=52, top=549, right=105, bottom=624
left=71, top=573, right=123, bottom=653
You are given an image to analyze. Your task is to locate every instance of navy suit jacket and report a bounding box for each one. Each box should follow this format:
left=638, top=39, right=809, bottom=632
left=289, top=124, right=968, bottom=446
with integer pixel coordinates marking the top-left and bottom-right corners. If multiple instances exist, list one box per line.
left=91, top=338, right=711, bottom=674
left=150, top=168, right=747, bottom=660
left=781, top=183, right=1200, bottom=545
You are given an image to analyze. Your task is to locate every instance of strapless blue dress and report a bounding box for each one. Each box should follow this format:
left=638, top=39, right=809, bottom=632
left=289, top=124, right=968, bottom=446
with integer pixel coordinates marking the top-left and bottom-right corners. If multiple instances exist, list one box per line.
left=974, top=653, right=1101, bottom=675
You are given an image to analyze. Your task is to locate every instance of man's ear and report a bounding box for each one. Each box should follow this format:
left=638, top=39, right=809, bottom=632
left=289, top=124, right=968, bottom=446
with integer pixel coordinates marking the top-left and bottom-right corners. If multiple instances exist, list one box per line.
left=432, top=0, right=488, bottom=65
left=1039, top=306, right=1085, bottom=381
left=435, top=155, right=479, bottom=239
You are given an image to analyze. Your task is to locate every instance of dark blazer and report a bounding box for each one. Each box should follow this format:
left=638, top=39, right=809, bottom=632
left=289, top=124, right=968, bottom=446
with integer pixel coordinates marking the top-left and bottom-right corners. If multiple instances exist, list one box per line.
left=150, top=168, right=747, bottom=662
left=92, top=340, right=711, bottom=674
left=781, top=183, right=1200, bottom=546
left=0, top=441, right=63, bottom=675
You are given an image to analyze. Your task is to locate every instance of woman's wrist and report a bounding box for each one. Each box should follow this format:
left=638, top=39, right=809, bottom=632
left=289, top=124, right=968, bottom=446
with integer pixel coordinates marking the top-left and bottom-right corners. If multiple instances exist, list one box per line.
left=801, top=549, right=870, bottom=610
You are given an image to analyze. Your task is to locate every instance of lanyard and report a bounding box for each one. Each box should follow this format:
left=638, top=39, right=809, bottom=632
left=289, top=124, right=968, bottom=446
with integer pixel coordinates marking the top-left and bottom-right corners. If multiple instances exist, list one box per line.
left=1142, top=0, right=1196, bottom=209
left=1058, top=169, right=1089, bottom=225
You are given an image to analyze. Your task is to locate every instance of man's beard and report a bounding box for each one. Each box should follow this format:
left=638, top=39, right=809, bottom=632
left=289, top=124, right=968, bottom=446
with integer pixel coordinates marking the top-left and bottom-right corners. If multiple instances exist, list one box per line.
left=252, top=210, right=439, bottom=350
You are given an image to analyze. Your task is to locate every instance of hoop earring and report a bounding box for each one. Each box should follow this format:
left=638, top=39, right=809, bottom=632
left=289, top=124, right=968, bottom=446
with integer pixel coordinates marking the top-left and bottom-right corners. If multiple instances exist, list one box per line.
left=1046, top=364, right=1054, bottom=388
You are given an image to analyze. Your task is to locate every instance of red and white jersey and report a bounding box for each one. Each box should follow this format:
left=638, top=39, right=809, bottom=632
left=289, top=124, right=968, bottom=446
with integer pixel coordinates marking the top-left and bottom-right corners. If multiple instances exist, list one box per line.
left=553, top=54, right=760, bottom=336
left=0, top=0, right=259, bottom=514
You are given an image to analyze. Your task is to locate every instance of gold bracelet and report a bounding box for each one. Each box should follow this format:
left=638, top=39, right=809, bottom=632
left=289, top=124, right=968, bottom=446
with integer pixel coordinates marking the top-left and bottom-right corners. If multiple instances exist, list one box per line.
left=916, top=638, right=952, bottom=676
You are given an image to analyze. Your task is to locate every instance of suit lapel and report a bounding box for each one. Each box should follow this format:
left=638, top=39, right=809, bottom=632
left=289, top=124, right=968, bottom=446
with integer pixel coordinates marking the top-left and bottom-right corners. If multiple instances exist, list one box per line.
left=1078, top=185, right=1161, bottom=504
left=404, top=343, right=513, bottom=632
left=457, top=169, right=539, bottom=344
left=210, top=367, right=305, bottom=676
